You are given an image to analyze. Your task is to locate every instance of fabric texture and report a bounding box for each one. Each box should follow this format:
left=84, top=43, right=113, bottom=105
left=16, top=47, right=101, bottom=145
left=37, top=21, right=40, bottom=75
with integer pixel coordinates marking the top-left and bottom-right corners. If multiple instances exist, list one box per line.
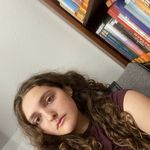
left=116, top=63, right=150, bottom=97
left=83, top=89, right=128, bottom=150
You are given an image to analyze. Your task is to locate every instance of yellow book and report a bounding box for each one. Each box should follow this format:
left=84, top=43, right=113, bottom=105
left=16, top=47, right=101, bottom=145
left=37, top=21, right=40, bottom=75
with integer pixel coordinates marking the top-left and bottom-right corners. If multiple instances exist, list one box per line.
left=132, top=58, right=142, bottom=63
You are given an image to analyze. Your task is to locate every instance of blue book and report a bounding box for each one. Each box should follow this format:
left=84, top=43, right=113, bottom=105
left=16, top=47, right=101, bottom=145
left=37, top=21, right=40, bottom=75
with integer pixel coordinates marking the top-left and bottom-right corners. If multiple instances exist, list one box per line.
left=63, top=0, right=78, bottom=12
left=125, top=0, right=150, bottom=28
left=103, top=29, right=138, bottom=58
left=115, top=0, right=150, bottom=35
left=100, top=29, right=136, bottom=60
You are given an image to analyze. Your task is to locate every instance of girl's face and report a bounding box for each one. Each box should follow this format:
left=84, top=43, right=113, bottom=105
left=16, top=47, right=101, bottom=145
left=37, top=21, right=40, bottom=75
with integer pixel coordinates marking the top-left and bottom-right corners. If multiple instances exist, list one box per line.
left=22, top=86, right=79, bottom=135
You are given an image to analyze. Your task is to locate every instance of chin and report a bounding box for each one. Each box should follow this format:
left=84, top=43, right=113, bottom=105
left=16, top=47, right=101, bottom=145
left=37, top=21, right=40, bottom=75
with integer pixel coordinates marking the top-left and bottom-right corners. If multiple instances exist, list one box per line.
left=63, top=122, right=77, bottom=135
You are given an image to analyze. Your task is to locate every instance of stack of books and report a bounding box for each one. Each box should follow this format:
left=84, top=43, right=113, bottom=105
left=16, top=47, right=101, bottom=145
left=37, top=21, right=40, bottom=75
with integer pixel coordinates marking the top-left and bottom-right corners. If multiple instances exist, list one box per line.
left=96, top=0, right=150, bottom=66
left=57, top=0, right=89, bottom=23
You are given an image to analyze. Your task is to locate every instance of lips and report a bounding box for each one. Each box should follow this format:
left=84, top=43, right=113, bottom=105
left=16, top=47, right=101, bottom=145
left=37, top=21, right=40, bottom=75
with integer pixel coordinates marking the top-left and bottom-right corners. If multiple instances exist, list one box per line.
left=57, top=115, right=65, bottom=129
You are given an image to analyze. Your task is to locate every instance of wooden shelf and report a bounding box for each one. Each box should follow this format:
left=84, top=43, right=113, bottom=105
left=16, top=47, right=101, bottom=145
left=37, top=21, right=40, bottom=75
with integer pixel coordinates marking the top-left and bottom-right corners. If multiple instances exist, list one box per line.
left=41, top=0, right=130, bottom=67
left=83, top=0, right=102, bottom=26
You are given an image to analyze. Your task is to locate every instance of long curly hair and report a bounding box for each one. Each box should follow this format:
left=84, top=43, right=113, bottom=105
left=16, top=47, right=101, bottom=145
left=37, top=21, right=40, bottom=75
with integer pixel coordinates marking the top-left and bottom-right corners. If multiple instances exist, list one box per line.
left=14, top=71, right=150, bottom=150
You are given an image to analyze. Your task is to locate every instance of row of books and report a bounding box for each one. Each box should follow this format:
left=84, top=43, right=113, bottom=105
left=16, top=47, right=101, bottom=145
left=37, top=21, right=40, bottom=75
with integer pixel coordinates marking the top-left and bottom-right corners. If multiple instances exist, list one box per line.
left=106, top=0, right=150, bottom=9
left=57, top=0, right=89, bottom=23
left=96, top=0, right=150, bottom=65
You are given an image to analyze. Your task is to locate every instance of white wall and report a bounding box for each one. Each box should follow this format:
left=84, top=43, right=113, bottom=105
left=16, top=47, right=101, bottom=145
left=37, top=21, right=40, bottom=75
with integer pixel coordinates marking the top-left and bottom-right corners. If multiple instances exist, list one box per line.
left=0, top=0, right=124, bottom=149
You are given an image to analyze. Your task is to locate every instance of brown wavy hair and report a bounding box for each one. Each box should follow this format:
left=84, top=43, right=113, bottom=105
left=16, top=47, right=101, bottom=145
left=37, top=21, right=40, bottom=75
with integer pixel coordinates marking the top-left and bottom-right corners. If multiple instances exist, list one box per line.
left=14, top=71, right=150, bottom=150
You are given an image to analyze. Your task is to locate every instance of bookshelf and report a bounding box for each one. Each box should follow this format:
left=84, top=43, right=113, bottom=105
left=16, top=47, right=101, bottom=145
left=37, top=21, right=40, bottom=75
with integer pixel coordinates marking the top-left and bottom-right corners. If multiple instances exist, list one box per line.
left=41, top=0, right=130, bottom=67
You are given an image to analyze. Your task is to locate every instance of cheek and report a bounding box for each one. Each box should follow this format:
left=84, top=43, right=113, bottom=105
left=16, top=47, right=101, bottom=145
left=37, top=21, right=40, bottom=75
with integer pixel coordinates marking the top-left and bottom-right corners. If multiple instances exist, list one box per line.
left=41, top=121, right=56, bottom=135
left=62, top=98, right=78, bottom=113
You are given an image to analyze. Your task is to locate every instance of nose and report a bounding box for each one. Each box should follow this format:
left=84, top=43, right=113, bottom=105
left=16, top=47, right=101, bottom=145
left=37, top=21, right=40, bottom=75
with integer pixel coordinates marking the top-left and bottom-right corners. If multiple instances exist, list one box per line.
left=43, top=110, right=58, bottom=121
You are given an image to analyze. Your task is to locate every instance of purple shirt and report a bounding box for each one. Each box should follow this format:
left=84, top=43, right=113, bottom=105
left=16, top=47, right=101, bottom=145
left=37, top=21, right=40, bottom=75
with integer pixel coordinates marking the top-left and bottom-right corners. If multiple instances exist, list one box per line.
left=83, top=89, right=129, bottom=150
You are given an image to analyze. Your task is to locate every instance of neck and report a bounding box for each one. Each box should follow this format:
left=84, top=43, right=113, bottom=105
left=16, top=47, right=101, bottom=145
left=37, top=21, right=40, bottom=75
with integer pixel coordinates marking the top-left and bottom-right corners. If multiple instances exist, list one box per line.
left=75, top=111, right=90, bottom=134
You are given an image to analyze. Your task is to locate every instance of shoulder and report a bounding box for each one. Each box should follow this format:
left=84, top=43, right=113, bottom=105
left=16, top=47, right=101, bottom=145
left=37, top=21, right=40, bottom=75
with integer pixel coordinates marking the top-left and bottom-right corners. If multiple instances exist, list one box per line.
left=123, top=90, right=150, bottom=134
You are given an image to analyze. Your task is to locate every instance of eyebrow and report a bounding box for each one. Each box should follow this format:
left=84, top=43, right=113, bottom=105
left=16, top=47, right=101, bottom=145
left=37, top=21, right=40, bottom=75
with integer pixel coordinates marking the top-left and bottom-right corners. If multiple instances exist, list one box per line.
left=28, top=89, right=51, bottom=123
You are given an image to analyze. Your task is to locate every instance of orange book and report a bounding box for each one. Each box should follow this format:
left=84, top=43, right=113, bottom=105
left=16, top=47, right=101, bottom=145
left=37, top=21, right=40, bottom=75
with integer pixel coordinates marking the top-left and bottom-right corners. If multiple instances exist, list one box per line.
left=140, top=0, right=150, bottom=8
left=76, top=11, right=85, bottom=21
left=135, top=0, right=150, bottom=15
left=83, top=0, right=89, bottom=5
left=81, top=1, right=88, bottom=9
left=147, top=52, right=150, bottom=57
left=79, top=6, right=86, bottom=14
left=139, top=53, right=150, bottom=62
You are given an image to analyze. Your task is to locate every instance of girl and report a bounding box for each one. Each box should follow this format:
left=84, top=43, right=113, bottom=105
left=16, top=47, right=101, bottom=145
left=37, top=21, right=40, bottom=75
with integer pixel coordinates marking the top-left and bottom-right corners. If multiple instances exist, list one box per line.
left=14, top=71, right=150, bottom=150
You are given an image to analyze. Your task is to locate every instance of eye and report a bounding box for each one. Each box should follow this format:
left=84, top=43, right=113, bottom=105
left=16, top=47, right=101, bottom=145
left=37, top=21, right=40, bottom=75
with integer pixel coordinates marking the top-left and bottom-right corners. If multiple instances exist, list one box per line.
left=46, top=95, right=54, bottom=105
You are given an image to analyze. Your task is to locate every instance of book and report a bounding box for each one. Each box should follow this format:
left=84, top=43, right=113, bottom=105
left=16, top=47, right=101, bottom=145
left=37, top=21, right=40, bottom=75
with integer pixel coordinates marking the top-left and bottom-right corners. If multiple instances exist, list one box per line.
left=78, top=5, right=87, bottom=15
left=140, top=0, right=150, bottom=7
left=72, top=0, right=83, bottom=6
left=119, top=14, right=150, bottom=42
left=133, top=0, right=150, bottom=15
left=112, top=19, right=150, bottom=52
left=125, top=0, right=150, bottom=28
left=97, top=27, right=136, bottom=60
left=104, top=19, right=146, bottom=56
left=105, top=0, right=116, bottom=7
left=59, top=2, right=84, bottom=23
left=58, top=0, right=79, bottom=13
left=115, top=0, right=150, bottom=35
left=107, top=5, right=150, bottom=47
left=133, top=53, right=150, bottom=62
left=139, top=53, right=150, bottom=61
left=72, top=0, right=88, bottom=10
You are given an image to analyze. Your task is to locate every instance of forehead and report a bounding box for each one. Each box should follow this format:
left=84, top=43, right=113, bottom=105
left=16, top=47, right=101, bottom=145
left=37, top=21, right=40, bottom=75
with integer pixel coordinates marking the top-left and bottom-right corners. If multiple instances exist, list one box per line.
left=21, top=86, right=52, bottom=120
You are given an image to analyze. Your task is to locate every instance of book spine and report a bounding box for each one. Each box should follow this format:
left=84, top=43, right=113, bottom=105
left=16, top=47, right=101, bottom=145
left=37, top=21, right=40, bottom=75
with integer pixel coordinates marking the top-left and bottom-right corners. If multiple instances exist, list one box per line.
left=75, top=10, right=85, bottom=21
left=59, top=2, right=84, bottom=23
left=132, top=57, right=146, bottom=63
left=107, top=5, right=150, bottom=46
left=72, top=0, right=83, bottom=6
left=99, top=29, right=135, bottom=60
left=96, top=22, right=105, bottom=34
left=133, top=53, right=150, bottom=63
left=139, top=53, right=150, bottom=61
left=134, top=0, right=150, bottom=15
left=103, top=30, right=138, bottom=58
left=125, top=0, right=150, bottom=28
left=115, top=0, right=150, bottom=34
left=78, top=5, right=86, bottom=15
left=140, top=0, right=150, bottom=7
left=113, top=19, right=150, bottom=53
left=59, top=1, right=75, bottom=14
left=72, top=0, right=88, bottom=10
left=62, top=0, right=79, bottom=12
left=106, top=0, right=116, bottom=7
left=119, top=14, right=150, bottom=42
left=104, top=19, right=146, bottom=56
left=80, top=0, right=88, bottom=9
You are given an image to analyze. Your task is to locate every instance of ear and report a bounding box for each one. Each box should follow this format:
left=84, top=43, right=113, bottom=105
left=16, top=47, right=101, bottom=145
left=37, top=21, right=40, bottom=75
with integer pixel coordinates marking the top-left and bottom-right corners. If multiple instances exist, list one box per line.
left=64, top=86, right=73, bottom=96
